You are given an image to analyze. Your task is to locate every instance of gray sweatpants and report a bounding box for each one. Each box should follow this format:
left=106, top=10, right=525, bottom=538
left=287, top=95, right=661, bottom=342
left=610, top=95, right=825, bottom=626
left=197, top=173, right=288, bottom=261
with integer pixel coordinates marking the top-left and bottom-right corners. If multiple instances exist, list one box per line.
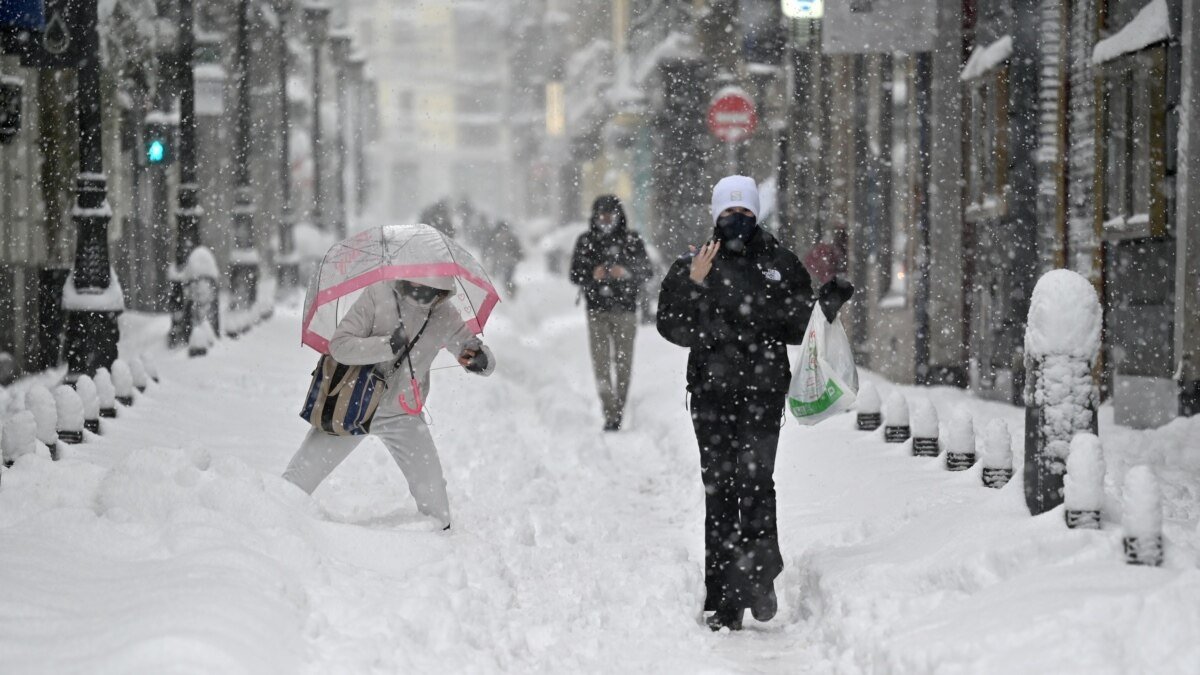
left=586, top=309, right=637, bottom=425
left=282, top=413, right=450, bottom=527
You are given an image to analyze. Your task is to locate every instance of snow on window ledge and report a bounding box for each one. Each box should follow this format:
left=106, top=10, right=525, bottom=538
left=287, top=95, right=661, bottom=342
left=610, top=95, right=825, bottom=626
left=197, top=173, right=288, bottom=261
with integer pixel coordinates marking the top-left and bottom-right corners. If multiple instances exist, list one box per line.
left=960, top=36, right=1012, bottom=82
left=1092, top=0, right=1170, bottom=65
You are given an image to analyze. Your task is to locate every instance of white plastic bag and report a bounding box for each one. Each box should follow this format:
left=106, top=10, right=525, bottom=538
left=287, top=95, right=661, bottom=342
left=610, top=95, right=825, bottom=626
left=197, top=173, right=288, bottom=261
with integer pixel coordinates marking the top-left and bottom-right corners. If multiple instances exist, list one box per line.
left=787, top=312, right=859, bottom=425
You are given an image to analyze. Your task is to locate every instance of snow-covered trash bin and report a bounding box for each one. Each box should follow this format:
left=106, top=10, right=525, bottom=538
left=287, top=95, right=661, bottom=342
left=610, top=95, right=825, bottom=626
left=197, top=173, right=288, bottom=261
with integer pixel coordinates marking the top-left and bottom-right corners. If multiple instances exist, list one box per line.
left=111, top=360, right=135, bottom=406
left=2, top=410, right=37, bottom=466
left=910, top=399, right=939, bottom=457
left=945, top=409, right=976, bottom=471
left=140, top=354, right=159, bottom=383
left=1064, top=433, right=1105, bottom=529
left=981, top=419, right=1014, bottom=488
left=26, top=385, right=59, bottom=460
left=54, top=385, right=85, bottom=445
left=856, top=382, right=882, bottom=431
left=1023, top=269, right=1101, bottom=515
left=884, top=392, right=910, bottom=443
left=75, top=375, right=101, bottom=434
left=129, top=357, right=149, bottom=393
left=1122, top=465, right=1163, bottom=566
left=94, top=368, right=118, bottom=418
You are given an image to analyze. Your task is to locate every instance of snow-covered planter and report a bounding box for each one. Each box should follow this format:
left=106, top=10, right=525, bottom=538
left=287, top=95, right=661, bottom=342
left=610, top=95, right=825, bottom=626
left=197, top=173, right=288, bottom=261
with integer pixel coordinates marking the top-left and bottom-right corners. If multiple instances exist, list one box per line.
left=856, top=382, right=882, bottom=431
left=945, top=409, right=976, bottom=471
left=910, top=399, right=939, bottom=457
left=94, top=368, right=118, bottom=418
left=140, top=354, right=159, bottom=383
left=129, top=357, right=149, bottom=392
left=1122, top=465, right=1163, bottom=566
left=111, top=360, right=135, bottom=406
left=25, top=385, right=59, bottom=460
left=75, top=375, right=102, bottom=434
left=189, top=319, right=216, bottom=357
left=884, top=392, right=910, bottom=443
left=1023, top=270, right=1100, bottom=515
left=2, top=410, right=37, bottom=466
left=981, top=419, right=1014, bottom=488
left=54, top=385, right=85, bottom=445
left=1064, top=433, right=1105, bottom=529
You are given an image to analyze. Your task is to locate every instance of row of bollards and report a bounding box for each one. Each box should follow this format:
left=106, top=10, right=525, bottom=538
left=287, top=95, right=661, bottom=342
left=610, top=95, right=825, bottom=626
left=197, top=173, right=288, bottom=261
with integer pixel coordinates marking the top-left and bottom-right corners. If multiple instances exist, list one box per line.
left=0, top=354, right=161, bottom=479
left=853, top=381, right=1163, bottom=567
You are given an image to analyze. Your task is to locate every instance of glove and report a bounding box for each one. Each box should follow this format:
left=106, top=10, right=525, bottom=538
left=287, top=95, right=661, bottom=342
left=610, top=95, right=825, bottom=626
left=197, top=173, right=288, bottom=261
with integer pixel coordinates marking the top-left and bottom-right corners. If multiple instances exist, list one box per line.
left=389, top=325, right=409, bottom=354
left=818, top=277, right=855, bottom=323
left=460, top=337, right=487, bottom=373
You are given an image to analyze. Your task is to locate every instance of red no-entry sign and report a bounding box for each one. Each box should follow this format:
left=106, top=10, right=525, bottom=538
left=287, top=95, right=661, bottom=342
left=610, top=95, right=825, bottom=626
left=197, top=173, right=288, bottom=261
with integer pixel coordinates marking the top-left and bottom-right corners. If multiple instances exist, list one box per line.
left=707, top=88, right=758, bottom=143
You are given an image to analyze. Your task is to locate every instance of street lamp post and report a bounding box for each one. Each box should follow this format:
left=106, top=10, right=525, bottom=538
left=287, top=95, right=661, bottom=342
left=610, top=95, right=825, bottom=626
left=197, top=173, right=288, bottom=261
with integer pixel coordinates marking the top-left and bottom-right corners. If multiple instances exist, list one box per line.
left=168, top=0, right=204, bottom=347
left=62, top=0, right=122, bottom=381
left=329, top=30, right=350, bottom=238
left=277, top=4, right=297, bottom=287
left=304, top=3, right=330, bottom=235
left=347, top=53, right=366, bottom=218
left=228, top=0, right=258, bottom=314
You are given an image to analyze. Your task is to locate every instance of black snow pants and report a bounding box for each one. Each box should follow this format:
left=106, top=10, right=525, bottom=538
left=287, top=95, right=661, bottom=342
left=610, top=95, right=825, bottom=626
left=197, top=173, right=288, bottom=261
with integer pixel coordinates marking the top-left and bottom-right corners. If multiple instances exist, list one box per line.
left=690, top=389, right=785, bottom=612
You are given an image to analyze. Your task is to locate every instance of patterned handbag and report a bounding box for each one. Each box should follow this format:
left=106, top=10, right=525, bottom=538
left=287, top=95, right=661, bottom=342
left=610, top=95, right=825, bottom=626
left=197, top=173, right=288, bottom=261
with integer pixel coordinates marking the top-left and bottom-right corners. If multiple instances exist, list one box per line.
left=300, top=309, right=432, bottom=436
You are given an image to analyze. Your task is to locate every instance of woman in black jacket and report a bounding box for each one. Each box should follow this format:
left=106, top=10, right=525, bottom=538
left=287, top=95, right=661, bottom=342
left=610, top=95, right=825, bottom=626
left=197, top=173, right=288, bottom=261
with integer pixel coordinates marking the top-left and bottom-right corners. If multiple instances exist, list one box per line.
left=657, top=176, right=852, bottom=631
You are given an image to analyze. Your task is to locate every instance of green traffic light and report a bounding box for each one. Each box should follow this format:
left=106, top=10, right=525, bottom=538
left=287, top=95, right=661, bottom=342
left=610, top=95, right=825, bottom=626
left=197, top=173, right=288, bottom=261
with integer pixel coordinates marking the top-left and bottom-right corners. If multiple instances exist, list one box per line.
left=147, top=139, right=166, bottom=163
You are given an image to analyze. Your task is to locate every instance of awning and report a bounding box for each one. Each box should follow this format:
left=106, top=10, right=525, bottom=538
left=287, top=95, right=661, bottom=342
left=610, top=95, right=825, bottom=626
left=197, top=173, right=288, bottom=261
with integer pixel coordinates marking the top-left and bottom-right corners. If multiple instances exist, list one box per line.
left=1092, top=0, right=1170, bottom=65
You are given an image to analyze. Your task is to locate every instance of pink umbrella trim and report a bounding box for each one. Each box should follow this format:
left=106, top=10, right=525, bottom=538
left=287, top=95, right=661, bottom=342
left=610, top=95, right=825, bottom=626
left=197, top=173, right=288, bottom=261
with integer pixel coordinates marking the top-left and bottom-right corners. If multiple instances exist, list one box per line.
left=302, top=262, right=500, bottom=354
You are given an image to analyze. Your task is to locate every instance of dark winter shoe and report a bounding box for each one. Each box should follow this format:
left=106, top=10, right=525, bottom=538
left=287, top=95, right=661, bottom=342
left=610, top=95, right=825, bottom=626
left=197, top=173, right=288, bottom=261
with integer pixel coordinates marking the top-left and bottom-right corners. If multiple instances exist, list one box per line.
left=603, top=420, right=621, bottom=432
left=706, top=606, right=744, bottom=632
left=750, top=585, right=777, bottom=622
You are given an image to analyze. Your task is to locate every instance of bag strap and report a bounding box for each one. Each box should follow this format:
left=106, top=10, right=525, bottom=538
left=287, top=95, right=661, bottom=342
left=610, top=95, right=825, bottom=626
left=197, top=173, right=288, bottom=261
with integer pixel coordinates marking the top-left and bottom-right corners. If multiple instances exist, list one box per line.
left=388, top=288, right=434, bottom=373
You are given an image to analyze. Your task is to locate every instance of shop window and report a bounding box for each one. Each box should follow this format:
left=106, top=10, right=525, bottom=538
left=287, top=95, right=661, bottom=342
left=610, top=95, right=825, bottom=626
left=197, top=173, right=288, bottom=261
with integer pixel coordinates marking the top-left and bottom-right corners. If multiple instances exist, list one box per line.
left=1098, top=46, right=1168, bottom=239
left=963, top=66, right=1009, bottom=222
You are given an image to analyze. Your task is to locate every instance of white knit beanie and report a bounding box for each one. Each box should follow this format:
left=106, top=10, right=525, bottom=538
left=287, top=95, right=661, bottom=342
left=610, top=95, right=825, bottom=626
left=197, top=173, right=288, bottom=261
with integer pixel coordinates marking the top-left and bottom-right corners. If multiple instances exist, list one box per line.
left=710, top=175, right=760, bottom=225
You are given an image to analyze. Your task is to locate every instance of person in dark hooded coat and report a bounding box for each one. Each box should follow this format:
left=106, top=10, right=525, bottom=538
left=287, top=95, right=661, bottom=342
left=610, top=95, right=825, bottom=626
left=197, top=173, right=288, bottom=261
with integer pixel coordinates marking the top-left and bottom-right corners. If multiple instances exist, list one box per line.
left=656, top=176, right=853, bottom=631
left=570, top=195, right=652, bottom=431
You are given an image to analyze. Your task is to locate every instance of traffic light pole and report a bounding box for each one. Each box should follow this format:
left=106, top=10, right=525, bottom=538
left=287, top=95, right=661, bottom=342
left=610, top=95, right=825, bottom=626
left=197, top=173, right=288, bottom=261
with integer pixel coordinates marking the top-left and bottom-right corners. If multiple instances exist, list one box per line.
left=62, top=0, right=122, bottom=381
left=228, top=0, right=258, bottom=313
left=169, top=0, right=206, bottom=346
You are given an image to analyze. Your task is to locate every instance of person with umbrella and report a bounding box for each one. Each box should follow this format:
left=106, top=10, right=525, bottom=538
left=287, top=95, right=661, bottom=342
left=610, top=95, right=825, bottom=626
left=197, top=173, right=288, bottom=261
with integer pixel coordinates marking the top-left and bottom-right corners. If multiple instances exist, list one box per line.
left=285, top=225, right=501, bottom=530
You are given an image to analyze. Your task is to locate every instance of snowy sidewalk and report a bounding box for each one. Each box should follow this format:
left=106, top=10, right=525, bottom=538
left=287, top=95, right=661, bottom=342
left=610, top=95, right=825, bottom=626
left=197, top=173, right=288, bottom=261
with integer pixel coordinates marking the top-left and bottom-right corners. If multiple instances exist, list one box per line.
left=0, top=267, right=1197, bottom=673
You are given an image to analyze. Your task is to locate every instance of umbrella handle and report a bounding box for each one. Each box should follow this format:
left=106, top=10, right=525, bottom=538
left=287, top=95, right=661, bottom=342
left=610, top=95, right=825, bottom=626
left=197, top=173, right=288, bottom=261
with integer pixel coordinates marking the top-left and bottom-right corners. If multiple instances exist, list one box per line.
left=398, top=378, right=424, bottom=415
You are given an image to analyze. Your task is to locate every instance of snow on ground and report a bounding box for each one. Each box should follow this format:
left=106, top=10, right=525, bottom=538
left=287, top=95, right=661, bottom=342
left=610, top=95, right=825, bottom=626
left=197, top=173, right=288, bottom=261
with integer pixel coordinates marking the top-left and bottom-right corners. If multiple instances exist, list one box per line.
left=0, top=258, right=1197, bottom=673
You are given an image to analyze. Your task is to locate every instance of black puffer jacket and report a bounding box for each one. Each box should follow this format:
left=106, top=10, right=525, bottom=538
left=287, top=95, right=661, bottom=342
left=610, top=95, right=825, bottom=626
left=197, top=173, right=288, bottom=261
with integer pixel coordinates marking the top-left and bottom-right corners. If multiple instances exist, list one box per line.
left=656, top=229, right=815, bottom=396
left=570, top=223, right=651, bottom=313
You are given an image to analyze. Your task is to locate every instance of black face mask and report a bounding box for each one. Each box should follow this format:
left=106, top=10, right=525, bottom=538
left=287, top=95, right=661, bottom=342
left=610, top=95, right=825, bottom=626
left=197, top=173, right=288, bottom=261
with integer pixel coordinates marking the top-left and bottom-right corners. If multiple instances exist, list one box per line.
left=714, top=212, right=758, bottom=253
left=400, top=282, right=447, bottom=306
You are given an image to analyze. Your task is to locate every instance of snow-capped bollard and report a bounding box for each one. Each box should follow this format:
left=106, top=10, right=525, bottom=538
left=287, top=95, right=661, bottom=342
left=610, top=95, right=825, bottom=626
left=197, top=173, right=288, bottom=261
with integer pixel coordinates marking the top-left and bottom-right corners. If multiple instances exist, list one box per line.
left=75, top=375, right=101, bottom=434
left=25, top=385, right=59, bottom=460
left=189, top=319, right=216, bottom=357
left=856, top=382, right=882, bottom=431
left=94, top=368, right=118, bottom=418
left=1064, top=433, right=1105, bottom=529
left=1122, top=466, right=1163, bottom=566
left=981, top=419, right=1014, bottom=488
left=140, top=354, right=159, bottom=383
left=884, top=393, right=910, bottom=443
left=54, top=385, right=85, bottom=445
left=2, top=410, right=37, bottom=466
left=111, top=360, right=135, bottom=406
left=1023, top=270, right=1101, bottom=516
left=945, top=409, right=976, bottom=471
left=129, top=357, right=149, bottom=393
left=910, top=399, right=939, bottom=457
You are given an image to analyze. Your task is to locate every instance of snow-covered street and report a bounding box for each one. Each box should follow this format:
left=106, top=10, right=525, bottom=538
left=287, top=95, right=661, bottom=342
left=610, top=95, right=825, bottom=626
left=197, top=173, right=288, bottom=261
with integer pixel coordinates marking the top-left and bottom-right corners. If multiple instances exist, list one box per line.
left=1, top=264, right=1198, bottom=673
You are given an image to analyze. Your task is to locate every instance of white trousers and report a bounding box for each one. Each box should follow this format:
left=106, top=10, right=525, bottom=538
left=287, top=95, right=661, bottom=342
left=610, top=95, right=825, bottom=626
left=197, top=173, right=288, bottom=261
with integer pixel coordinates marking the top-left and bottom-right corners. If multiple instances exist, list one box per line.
left=282, top=414, right=451, bottom=527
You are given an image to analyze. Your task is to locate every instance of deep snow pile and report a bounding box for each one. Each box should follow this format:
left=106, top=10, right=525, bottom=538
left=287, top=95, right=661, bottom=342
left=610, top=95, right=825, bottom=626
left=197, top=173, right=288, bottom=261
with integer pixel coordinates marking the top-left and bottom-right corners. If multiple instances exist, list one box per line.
left=0, top=261, right=1196, bottom=673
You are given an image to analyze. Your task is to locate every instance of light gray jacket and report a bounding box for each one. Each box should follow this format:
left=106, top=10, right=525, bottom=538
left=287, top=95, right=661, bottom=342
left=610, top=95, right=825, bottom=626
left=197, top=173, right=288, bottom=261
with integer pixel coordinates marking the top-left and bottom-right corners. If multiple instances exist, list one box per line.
left=328, top=282, right=495, bottom=418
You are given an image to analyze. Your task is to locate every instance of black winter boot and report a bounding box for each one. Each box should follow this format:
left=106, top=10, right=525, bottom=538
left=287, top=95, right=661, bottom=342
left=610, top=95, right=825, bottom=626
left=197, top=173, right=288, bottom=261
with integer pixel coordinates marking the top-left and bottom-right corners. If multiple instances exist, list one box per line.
left=750, top=584, right=777, bottom=622
left=706, top=605, right=744, bottom=632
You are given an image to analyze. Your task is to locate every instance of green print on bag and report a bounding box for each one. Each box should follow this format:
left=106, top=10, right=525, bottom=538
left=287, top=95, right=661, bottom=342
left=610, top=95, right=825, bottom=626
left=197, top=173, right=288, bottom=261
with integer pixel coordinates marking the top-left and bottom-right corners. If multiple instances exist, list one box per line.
left=788, top=378, right=845, bottom=417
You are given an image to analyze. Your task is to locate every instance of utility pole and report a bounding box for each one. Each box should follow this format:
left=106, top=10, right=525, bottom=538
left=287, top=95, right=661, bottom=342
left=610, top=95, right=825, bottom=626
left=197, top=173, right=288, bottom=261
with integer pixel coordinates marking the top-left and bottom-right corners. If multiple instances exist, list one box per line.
left=330, top=30, right=350, bottom=239
left=169, top=0, right=204, bottom=346
left=277, top=4, right=297, bottom=287
left=62, top=0, right=122, bottom=382
left=305, top=3, right=330, bottom=234
left=228, top=0, right=258, bottom=313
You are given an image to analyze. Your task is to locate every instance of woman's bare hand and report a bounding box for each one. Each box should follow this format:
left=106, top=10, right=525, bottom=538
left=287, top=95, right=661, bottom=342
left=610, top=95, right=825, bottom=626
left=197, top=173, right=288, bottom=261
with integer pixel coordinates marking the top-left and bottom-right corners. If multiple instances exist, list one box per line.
left=689, top=241, right=720, bottom=285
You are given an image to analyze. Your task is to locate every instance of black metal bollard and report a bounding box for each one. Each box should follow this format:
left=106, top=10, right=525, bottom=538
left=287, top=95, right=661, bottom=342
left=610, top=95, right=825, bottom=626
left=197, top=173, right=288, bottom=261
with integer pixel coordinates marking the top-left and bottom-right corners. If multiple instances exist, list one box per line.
left=910, top=399, right=939, bottom=457
left=981, top=419, right=1014, bottom=488
left=884, top=393, right=910, bottom=443
left=1064, top=433, right=1104, bottom=530
left=1122, top=466, right=1164, bottom=566
left=856, top=383, right=882, bottom=431
left=945, top=409, right=976, bottom=471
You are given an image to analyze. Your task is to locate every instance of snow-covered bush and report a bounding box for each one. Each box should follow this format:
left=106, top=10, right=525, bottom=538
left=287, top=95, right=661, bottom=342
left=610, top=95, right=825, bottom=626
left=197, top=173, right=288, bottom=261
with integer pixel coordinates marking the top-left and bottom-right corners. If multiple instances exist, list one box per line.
left=945, top=409, right=976, bottom=471
left=25, top=385, right=58, bottom=446
left=111, top=360, right=135, bottom=405
left=129, top=357, right=149, bottom=392
left=54, top=385, right=85, bottom=444
left=2, top=410, right=37, bottom=465
left=94, top=368, right=118, bottom=417
left=1122, top=465, right=1163, bottom=566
